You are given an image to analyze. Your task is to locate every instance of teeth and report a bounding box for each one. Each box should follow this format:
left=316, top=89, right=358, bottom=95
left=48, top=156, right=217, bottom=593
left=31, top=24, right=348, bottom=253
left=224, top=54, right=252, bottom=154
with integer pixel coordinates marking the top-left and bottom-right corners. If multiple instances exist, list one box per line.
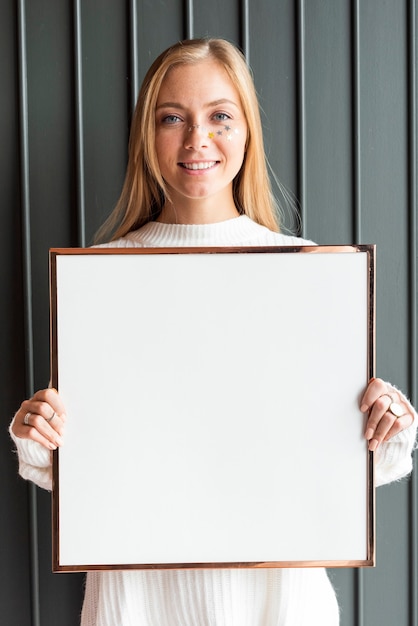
left=182, top=161, right=216, bottom=170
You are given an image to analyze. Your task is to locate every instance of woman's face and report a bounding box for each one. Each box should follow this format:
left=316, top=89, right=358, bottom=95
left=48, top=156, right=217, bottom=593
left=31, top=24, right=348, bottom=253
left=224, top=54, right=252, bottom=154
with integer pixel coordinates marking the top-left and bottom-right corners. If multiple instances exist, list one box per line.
left=154, top=59, right=248, bottom=222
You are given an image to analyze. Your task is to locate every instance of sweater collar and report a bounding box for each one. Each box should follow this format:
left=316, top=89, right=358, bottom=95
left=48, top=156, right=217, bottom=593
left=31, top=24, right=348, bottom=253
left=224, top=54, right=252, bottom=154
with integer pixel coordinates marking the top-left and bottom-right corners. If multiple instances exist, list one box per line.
left=124, top=215, right=270, bottom=247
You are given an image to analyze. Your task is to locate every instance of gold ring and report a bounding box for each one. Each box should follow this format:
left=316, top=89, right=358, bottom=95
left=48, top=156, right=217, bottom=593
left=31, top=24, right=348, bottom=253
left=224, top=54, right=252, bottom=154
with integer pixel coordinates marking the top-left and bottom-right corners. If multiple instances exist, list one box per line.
left=380, top=393, right=404, bottom=418
left=388, top=401, right=404, bottom=418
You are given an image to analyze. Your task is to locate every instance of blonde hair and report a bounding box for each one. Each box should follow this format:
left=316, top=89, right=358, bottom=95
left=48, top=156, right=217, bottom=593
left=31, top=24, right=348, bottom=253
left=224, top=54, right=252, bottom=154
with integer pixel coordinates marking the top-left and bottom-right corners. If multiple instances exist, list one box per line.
left=95, top=38, right=280, bottom=243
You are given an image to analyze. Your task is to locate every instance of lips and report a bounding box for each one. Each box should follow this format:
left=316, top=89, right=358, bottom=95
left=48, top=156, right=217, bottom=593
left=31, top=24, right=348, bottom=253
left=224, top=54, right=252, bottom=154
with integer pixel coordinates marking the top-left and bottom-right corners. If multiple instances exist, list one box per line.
left=180, top=161, right=218, bottom=170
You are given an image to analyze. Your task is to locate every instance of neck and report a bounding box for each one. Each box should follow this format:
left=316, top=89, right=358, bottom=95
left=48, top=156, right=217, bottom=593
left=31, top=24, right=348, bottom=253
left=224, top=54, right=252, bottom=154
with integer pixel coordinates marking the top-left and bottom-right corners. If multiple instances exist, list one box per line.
left=156, top=197, right=240, bottom=225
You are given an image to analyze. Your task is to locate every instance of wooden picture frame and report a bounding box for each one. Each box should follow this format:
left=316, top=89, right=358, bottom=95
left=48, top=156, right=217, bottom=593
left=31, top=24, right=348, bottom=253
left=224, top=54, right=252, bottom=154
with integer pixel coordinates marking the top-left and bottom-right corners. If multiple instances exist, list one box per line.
left=50, top=245, right=375, bottom=572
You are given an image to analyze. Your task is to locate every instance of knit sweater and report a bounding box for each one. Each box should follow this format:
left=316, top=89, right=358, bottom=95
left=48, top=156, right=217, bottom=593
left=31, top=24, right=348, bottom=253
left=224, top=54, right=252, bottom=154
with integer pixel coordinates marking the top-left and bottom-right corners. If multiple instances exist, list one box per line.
left=10, top=215, right=417, bottom=626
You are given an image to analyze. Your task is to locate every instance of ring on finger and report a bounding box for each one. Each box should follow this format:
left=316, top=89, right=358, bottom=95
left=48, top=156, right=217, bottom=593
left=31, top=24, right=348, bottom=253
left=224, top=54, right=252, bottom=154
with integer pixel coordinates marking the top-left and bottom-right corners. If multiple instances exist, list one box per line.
left=45, top=411, right=56, bottom=423
left=23, top=412, right=31, bottom=426
left=388, top=401, right=404, bottom=418
left=380, top=393, right=404, bottom=418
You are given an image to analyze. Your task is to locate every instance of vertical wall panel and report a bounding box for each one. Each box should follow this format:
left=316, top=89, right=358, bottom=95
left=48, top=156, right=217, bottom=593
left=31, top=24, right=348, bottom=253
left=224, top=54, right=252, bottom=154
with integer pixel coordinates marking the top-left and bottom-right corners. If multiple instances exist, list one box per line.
left=77, top=0, right=129, bottom=244
left=408, top=1, right=418, bottom=623
left=24, top=0, right=75, bottom=391
left=360, top=0, right=410, bottom=387
left=1, top=1, right=416, bottom=625
left=352, top=0, right=362, bottom=244
left=74, top=0, right=86, bottom=247
left=134, top=0, right=183, bottom=92
left=192, top=0, right=240, bottom=43
left=250, top=0, right=300, bottom=234
left=17, top=2, right=41, bottom=624
left=296, top=0, right=307, bottom=234
left=0, top=2, right=32, bottom=624
left=303, top=0, right=354, bottom=243
left=358, top=1, right=412, bottom=617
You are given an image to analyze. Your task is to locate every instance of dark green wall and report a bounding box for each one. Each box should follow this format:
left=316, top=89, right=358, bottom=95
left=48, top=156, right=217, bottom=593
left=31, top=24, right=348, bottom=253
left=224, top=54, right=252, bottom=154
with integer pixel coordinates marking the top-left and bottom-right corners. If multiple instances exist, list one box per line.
left=1, top=1, right=417, bottom=625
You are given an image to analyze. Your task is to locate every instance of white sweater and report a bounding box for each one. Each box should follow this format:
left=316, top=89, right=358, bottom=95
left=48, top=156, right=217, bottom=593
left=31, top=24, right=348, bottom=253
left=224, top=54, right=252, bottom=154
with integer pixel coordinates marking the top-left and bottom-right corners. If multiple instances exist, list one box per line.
left=10, top=216, right=417, bottom=626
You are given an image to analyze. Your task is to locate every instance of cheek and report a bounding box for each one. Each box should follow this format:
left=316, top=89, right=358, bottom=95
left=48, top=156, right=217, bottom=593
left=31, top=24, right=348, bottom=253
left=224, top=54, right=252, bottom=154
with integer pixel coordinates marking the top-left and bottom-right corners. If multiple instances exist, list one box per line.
left=212, top=124, right=246, bottom=156
left=209, top=123, right=241, bottom=143
left=155, top=133, right=166, bottom=157
left=155, top=134, right=176, bottom=171
left=223, top=134, right=247, bottom=168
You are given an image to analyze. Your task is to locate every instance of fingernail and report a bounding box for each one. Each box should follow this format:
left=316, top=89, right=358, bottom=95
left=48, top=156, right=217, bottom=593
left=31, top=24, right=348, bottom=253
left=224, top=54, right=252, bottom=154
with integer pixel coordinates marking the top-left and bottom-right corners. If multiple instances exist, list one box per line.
left=55, top=435, right=64, bottom=446
left=369, top=439, right=378, bottom=451
left=365, top=428, right=374, bottom=440
left=360, top=404, right=368, bottom=413
left=60, top=413, right=67, bottom=423
left=49, top=443, right=57, bottom=450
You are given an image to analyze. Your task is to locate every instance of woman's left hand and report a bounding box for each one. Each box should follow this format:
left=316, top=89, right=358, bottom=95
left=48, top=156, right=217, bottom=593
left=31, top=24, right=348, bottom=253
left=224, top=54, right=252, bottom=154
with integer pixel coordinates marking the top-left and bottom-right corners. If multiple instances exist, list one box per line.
left=361, top=377, right=415, bottom=451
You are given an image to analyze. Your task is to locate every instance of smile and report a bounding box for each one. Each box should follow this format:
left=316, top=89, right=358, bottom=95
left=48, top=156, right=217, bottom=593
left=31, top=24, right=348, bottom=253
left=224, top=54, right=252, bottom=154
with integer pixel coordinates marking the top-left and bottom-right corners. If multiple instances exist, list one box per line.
left=180, top=161, right=218, bottom=170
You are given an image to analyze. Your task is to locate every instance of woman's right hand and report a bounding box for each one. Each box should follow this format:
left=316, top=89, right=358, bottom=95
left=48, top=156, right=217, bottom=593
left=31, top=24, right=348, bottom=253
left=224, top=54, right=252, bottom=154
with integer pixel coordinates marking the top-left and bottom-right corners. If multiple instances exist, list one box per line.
left=11, top=388, right=66, bottom=450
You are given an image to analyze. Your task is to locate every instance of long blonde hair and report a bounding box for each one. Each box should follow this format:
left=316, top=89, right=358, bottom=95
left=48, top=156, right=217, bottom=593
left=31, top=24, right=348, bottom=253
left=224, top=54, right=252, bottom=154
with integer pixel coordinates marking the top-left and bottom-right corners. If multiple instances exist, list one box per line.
left=95, top=38, right=280, bottom=243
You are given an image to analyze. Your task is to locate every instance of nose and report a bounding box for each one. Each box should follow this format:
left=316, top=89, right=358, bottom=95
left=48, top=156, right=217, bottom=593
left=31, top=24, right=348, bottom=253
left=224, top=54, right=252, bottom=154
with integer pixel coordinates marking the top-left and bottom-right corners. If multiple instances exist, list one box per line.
left=184, top=124, right=209, bottom=149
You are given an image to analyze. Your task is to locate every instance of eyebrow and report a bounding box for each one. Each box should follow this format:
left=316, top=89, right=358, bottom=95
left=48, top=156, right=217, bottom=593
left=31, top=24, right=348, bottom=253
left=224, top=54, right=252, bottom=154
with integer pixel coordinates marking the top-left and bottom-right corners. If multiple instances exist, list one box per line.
left=156, top=98, right=240, bottom=111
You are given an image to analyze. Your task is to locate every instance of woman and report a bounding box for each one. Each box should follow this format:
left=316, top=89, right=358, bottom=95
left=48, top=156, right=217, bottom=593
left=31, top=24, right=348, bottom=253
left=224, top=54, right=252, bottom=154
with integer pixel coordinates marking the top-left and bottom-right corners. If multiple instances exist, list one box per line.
left=10, top=38, right=417, bottom=626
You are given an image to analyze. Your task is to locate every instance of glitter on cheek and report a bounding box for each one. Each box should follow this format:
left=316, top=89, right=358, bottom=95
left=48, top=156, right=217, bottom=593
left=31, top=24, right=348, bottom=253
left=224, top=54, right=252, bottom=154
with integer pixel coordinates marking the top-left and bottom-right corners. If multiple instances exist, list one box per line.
left=187, top=123, right=240, bottom=141
left=207, top=124, right=239, bottom=141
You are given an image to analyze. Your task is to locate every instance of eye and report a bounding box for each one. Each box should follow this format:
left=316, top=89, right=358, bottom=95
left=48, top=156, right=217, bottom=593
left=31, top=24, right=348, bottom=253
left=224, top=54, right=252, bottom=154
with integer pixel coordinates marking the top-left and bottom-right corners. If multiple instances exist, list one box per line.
left=212, top=112, right=232, bottom=122
left=161, top=114, right=183, bottom=125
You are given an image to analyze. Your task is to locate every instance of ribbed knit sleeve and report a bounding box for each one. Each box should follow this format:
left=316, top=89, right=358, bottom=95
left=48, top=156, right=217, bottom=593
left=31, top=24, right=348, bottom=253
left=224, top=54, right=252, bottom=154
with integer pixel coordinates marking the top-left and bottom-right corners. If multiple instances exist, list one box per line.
left=9, top=424, right=53, bottom=491
left=374, top=388, right=417, bottom=487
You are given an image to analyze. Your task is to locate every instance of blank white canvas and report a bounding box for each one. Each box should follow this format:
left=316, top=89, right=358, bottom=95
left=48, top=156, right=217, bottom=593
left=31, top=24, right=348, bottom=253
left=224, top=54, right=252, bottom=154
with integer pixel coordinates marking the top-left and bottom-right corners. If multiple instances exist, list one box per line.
left=52, top=248, right=372, bottom=569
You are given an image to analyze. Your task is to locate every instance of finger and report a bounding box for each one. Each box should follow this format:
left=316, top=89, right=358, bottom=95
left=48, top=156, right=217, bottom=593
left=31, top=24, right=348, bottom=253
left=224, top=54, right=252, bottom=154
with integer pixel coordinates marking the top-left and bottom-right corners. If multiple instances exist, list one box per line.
left=364, top=391, right=410, bottom=450
left=32, top=388, right=67, bottom=422
left=23, top=412, right=65, bottom=447
left=366, top=406, right=398, bottom=451
left=11, top=416, right=60, bottom=450
left=18, top=389, right=66, bottom=430
left=360, top=377, right=387, bottom=413
left=14, top=408, right=65, bottom=445
left=364, top=393, right=394, bottom=436
left=383, top=414, right=413, bottom=442
left=17, top=405, right=65, bottom=442
left=12, top=389, right=67, bottom=448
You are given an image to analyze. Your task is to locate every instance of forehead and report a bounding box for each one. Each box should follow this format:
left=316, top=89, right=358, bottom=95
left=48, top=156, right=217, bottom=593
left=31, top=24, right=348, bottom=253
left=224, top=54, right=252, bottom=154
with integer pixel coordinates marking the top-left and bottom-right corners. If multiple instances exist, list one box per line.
left=157, top=59, right=241, bottom=105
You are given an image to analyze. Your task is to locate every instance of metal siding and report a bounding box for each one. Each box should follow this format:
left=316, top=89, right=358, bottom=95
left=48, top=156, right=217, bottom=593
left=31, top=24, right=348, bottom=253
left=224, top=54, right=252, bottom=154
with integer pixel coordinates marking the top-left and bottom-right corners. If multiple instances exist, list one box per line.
left=1, top=1, right=416, bottom=625
left=192, top=0, right=240, bottom=43
left=408, top=1, right=418, bottom=622
left=76, top=0, right=130, bottom=245
left=133, top=0, right=184, bottom=85
left=358, top=1, right=412, bottom=619
left=250, top=0, right=300, bottom=234
left=302, top=0, right=354, bottom=244
left=0, top=12, right=32, bottom=626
